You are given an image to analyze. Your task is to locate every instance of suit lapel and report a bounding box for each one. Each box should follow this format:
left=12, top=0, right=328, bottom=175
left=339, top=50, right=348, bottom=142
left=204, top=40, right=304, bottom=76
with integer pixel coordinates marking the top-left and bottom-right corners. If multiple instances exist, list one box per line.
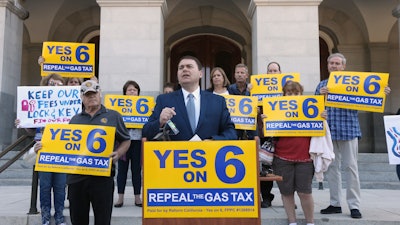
left=173, top=90, right=193, bottom=134
left=197, top=91, right=208, bottom=132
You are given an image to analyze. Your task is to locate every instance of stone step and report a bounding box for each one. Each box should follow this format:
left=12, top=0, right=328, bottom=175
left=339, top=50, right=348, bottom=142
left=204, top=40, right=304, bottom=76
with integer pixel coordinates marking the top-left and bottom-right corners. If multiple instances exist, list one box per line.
left=357, top=153, right=390, bottom=163
left=358, top=162, right=396, bottom=172
left=0, top=168, right=35, bottom=179
left=0, top=178, right=33, bottom=186
left=1, top=153, right=398, bottom=188
left=311, top=180, right=400, bottom=190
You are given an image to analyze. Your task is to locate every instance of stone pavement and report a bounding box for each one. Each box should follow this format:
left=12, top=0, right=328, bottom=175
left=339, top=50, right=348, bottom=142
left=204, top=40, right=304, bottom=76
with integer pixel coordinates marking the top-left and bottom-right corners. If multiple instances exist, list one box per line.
left=1, top=186, right=399, bottom=225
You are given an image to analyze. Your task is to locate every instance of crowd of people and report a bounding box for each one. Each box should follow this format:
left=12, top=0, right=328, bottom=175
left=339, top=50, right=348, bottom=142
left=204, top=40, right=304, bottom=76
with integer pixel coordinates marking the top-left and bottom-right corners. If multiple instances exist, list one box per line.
left=16, top=52, right=394, bottom=225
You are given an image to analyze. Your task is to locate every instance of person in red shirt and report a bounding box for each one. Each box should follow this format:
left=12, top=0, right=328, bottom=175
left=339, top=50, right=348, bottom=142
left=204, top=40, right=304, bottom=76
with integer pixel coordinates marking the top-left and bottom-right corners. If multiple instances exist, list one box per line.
left=271, top=81, right=326, bottom=225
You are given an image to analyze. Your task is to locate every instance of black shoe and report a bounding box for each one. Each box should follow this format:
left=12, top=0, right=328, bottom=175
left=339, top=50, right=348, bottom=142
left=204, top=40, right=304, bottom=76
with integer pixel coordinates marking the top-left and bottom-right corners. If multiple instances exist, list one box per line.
left=350, top=209, right=362, bottom=219
left=268, top=194, right=275, bottom=202
left=114, top=202, right=123, bottom=208
left=135, top=202, right=143, bottom=207
left=260, top=200, right=271, bottom=208
left=320, top=205, right=342, bottom=214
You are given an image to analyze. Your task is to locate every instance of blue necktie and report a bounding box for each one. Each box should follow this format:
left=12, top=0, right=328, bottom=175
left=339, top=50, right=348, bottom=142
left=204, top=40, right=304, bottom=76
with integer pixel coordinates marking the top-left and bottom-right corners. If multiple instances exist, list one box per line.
left=187, top=94, right=196, bottom=132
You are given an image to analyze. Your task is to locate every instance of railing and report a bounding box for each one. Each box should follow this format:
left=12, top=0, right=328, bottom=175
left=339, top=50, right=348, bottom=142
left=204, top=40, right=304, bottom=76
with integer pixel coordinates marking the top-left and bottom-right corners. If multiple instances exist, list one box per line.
left=0, top=135, right=39, bottom=214
left=0, top=135, right=35, bottom=173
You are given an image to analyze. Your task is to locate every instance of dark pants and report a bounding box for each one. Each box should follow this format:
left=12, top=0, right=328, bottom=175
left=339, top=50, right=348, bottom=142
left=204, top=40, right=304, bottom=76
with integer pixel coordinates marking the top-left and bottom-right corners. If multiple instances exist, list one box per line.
left=260, top=180, right=274, bottom=202
left=117, top=140, right=142, bottom=195
left=68, top=176, right=114, bottom=225
left=397, top=164, right=400, bottom=181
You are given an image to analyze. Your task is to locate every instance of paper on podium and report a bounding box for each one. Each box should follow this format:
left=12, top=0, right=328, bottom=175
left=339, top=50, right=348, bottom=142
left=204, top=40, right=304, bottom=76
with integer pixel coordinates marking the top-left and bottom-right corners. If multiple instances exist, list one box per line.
left=189, top=134, right=202, bottom=141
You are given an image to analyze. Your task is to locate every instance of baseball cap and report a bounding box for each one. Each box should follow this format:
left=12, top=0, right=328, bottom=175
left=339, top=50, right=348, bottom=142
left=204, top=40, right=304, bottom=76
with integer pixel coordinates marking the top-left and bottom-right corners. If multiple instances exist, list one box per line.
left=81, top=80, right=100, bottom=94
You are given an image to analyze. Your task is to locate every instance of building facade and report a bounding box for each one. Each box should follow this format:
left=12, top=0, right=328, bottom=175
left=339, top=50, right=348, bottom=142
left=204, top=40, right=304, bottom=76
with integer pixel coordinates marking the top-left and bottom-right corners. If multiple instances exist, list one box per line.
left=0, top=0, right=399, bottom=152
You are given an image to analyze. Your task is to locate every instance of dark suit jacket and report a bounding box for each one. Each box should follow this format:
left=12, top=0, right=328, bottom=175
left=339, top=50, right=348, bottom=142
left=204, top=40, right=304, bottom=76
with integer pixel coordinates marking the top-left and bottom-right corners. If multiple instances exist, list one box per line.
left=143, top=89, right=237, bottom=141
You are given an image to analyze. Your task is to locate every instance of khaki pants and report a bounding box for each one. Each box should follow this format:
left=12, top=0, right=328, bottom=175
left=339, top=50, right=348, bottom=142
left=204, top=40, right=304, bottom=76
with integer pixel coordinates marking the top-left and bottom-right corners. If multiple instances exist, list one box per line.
left=326, top=138, right=361, bottom=210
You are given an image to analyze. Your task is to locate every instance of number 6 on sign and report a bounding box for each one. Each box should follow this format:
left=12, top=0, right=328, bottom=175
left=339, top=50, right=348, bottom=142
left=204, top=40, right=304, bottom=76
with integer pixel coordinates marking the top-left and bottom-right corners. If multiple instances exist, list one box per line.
left=41, top=41, right=95, bottom=78
left=35, top=124, right=116, bottom=176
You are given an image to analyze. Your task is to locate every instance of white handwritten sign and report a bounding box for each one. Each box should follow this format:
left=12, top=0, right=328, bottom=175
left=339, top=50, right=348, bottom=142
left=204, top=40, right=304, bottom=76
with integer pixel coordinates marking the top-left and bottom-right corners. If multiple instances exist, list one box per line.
left=17, top=86, right=82, bottom=128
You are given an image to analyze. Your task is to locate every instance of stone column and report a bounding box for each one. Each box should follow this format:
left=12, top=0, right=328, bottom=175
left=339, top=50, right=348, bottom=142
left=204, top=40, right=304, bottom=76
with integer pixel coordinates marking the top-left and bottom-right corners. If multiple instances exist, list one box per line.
left=96, top=0, right=167, bottom=97
left=0, top=0, right=28, bottom=149
left=392, top=3, right=400, bottom=105
left=247, top=0, right=322, bottom=93
left=393, top=3, right=400, bottom=52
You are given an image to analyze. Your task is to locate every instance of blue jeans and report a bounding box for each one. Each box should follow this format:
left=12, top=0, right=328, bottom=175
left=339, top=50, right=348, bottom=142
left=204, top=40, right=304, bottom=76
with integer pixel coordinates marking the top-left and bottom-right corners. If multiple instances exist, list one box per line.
left=39, top=172, right=66, bottom=224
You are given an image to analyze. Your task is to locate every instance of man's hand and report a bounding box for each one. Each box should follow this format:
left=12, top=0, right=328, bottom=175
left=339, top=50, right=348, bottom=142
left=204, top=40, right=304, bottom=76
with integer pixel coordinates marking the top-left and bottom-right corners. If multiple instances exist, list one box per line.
left=34, top=142, right=42, bottom=153
left=319, top=86, right=329, bottom=95
left=159, top=107, right=176, bottom=127
left=110, top=140, right=130, bottom=163
left=109, top=151, right=121, bottom=162
left=321, top=110, right=328, bottom=119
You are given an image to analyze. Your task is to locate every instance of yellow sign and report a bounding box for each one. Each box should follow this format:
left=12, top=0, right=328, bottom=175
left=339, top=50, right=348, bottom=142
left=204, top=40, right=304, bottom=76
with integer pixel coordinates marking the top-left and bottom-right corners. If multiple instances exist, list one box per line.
left=224, top=95, right=258, bottom=130
left=250, top=73, right=300, bottom=105
left=262, top=95, right=325, bottom=136
left=35, top=124, right=115, bottom=176
left=326, top=71, right=389, bottom=112
left=143, top=140, right=258, bottom=218
left=41, top=41, right=95, bottom=78
left=104, top=95, right=155, bottom=128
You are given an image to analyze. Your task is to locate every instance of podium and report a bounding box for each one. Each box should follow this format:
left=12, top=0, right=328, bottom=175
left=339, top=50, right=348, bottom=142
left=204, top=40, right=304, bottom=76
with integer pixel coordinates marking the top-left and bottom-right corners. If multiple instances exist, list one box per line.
left=141, top=138, right=283, bottom=225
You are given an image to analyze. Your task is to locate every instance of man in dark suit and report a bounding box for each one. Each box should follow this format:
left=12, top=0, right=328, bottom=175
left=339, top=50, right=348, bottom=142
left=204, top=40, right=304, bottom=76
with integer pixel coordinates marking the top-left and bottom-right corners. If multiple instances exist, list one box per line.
left=143, top=55, right=237, bottom=141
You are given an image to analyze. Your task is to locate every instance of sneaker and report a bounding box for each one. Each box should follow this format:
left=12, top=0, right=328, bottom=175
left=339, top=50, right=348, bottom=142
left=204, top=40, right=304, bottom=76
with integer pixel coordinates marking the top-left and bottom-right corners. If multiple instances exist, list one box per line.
left=58, top=223, right=67, bottom=225
left=320, top=205, right=342, bottom=214
left=350, top=209, right=362, bottom=219
left=42, top=222, right=50, bottom=225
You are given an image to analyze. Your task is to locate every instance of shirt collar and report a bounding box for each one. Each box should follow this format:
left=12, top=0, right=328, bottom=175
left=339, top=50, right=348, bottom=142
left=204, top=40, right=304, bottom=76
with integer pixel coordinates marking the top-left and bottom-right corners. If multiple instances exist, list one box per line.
left=81, top=104, right=107, bottom=116
left=182, top=87, right=200, bottom=101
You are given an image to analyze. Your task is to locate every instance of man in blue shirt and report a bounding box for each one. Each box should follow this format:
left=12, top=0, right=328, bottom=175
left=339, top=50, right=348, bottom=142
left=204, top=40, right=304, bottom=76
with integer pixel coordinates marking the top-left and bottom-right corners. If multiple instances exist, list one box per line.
left=316, top=53, right=390, bottom=219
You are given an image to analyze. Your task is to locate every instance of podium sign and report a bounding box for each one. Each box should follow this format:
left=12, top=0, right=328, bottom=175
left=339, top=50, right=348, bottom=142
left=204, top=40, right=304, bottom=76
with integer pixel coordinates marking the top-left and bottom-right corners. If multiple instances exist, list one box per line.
left=143, top=140, right=260, bottom=225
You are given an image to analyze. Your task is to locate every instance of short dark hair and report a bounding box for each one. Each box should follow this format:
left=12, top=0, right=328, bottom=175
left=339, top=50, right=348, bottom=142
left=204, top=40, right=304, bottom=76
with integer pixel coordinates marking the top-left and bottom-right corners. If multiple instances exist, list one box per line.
left=123, top=80, right=141, bottom=95
left=163, top=82, right=176, bottom=89
left=178, top=55, right=203, bottom=70
left=235, top=63, right=248, bottom=74
left=267, top=62, right=281, bottom=72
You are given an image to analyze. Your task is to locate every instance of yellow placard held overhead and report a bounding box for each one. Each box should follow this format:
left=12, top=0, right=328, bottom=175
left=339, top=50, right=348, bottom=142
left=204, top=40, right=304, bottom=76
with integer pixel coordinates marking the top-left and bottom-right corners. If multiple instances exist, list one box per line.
left=35, top=124, right=115, bottom=176
left=41, top=41, right=95, bottom=78
left=250, top=73, right=300, bottom=105
left=104, top=95, right=155, bottom=128
left=224, top=95, right=258, bottom=130
left=262, top=95, right=325, bottom=137
left=143, top=140, right=258, bottom=219
left=326, top=71, right=389, bottom=113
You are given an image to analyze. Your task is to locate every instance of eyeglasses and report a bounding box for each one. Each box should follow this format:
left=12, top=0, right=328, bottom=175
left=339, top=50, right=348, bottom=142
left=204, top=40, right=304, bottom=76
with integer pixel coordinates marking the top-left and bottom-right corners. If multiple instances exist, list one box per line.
left=49, top=81, right=63, bottom=86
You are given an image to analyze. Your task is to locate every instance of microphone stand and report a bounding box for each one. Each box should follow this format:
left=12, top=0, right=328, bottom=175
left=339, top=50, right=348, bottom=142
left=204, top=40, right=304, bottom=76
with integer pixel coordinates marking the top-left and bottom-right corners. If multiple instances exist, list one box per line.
left=152, top=120, right=179, bottom=141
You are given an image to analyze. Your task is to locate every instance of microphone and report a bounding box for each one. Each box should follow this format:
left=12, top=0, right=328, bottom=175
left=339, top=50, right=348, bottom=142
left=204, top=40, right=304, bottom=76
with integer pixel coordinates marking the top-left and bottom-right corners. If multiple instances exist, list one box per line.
left=152, top=120, right=179, bottom=141
left=166, top=120, right=179, bottom=135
